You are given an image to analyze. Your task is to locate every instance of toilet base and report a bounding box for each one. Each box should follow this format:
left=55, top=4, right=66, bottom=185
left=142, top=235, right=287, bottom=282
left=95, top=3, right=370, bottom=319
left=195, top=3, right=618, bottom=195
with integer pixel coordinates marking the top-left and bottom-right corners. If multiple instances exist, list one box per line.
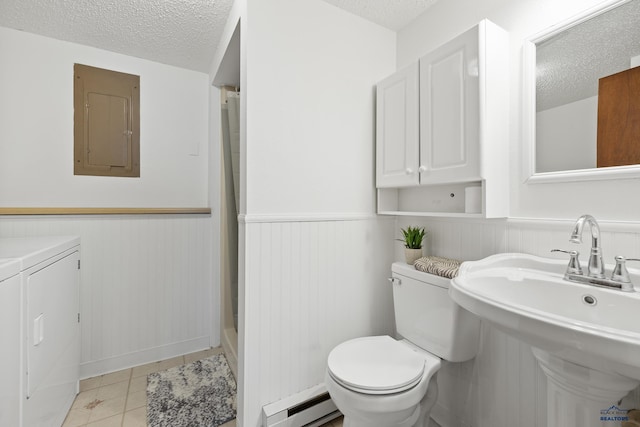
left=340, top=379, right=438, bottom=427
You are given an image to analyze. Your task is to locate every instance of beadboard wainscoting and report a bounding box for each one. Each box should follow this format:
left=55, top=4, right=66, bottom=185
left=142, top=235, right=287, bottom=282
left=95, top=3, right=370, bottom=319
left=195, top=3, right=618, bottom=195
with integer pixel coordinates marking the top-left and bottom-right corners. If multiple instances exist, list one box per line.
left=396, top=216, right=640, bottom=427
left=0, top=214, right=215, bottom=379
left=240, top=215, right=396, bottom=427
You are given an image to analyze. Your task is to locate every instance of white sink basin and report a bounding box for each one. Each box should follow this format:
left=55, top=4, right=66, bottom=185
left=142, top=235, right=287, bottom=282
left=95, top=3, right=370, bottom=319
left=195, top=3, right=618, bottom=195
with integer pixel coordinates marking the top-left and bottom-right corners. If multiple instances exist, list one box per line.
left=449, top=253, right=640, bottom=380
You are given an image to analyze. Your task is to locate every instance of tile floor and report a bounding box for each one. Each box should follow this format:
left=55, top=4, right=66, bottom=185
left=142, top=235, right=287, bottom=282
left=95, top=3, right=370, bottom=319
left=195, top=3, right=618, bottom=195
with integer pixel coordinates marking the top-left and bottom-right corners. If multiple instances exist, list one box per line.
left=62, top=347, right=235, bottom=427
left=63, top=349, right=441, bottom=427
left=319, top=416, right=344, bottom=426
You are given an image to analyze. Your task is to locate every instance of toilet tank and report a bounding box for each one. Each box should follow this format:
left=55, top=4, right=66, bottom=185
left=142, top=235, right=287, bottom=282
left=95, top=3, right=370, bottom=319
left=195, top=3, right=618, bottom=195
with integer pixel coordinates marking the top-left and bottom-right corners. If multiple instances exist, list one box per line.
left=391, top=262, right=480, bottom=362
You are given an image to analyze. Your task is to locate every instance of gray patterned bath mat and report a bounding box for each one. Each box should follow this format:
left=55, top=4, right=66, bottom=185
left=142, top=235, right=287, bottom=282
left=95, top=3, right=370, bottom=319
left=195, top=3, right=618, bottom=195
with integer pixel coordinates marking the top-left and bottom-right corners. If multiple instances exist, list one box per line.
left=147, top=354, right=237, bottom=427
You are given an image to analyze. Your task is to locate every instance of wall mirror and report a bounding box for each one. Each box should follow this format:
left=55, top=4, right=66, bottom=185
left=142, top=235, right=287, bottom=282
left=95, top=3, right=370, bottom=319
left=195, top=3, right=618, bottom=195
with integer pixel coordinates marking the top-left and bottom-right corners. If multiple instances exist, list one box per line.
left=523, top=0, right=640, bottom=183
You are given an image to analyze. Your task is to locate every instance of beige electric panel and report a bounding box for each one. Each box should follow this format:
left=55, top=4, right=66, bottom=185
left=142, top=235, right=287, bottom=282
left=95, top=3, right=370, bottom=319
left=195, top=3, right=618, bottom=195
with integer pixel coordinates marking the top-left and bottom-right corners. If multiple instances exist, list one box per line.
left=74, top=64, right=140, bottom=177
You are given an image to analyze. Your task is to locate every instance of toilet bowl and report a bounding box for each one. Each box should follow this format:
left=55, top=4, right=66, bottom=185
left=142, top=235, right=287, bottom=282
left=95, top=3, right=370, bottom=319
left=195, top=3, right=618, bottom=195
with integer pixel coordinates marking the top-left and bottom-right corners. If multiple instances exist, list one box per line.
left=325, top=263, right=480, bottom=427
left=325, top=336, right=441, bottom=427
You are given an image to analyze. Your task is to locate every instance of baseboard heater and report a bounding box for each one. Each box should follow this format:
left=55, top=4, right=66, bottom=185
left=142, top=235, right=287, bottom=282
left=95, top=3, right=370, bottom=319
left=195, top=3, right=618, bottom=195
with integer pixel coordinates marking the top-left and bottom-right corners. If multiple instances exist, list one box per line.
left=262, top=384, right=341, bottom=427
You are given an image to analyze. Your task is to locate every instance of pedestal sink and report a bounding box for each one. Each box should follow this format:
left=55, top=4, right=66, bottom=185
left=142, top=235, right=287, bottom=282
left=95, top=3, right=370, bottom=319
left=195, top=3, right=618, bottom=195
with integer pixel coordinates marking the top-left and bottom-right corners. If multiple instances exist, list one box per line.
left=449, top=253, right=640, bottom=427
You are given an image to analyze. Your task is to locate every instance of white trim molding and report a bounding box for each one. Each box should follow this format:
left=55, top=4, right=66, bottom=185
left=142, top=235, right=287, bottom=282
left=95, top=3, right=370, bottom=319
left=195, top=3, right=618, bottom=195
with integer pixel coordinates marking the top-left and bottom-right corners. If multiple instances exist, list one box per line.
left=508, top=217, right=640, bottom=233
left=239, top=213, right=381, bottom=224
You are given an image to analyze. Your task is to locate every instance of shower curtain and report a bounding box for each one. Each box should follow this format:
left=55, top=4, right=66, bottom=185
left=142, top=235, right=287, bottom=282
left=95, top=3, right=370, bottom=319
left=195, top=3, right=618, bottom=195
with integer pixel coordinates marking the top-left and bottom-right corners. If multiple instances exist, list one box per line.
left=224, top=91, right=240, bottom=214
left=221, top=88, right=240, bottom=330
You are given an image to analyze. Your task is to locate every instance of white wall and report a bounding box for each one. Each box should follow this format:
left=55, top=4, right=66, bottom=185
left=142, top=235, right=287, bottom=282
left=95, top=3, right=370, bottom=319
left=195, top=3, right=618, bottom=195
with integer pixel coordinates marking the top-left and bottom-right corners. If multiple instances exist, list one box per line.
left=396, top=2, right=640, bottom=425
left=233, top=1, right=397, bottom=425
left=396, top=216, right=640, bottom=427
left=211, top=1, right=640, bottom=426
left=0, top=26, right=209, bottom=208
left=536, top=96, right=598, bottom=173
left=245, top=0, right=395, bottom=216
left=397, top=0, right=640, bottom=221
left=0, top=214, right=215, bottom=378
left=0, top=26, right=217, bottom=377
left=242, top=217, right=395, bottom=424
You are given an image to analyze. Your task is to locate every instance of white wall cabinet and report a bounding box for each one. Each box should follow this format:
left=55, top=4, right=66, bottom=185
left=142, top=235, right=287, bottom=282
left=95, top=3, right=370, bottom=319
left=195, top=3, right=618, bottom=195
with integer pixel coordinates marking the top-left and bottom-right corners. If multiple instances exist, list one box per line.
left=376, top=20, right=509, bottom=217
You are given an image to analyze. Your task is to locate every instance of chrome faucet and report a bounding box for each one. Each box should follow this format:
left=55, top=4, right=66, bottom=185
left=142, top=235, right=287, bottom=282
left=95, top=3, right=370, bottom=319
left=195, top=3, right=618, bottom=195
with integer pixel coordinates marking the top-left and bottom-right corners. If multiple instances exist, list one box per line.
left=553, top=215, right=636, bottom=292
left=569, top=214, right=605, bottom=278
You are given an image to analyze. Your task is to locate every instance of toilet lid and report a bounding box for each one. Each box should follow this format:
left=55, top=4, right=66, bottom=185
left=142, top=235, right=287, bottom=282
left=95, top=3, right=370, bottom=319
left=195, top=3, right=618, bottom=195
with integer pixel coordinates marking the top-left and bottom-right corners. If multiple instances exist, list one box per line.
left=327, top=336, right=426, bottom=394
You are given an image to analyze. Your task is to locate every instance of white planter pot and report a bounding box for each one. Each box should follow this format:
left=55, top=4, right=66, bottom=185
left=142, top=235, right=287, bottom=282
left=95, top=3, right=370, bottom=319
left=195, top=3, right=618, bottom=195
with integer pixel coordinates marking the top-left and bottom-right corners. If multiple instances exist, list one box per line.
left=404, top=248, right=423, bottom=265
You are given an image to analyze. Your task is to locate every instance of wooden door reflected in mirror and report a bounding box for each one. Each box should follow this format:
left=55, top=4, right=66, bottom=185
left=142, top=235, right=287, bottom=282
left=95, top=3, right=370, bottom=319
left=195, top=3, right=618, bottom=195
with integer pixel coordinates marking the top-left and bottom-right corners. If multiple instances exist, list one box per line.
left=597, top=66, right=640, bottom=167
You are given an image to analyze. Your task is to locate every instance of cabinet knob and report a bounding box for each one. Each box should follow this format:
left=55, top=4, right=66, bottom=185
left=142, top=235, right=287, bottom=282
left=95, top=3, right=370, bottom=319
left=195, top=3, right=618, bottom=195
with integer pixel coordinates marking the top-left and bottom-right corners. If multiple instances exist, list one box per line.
left=418, top=165, right=427, bottom=173
left=405, top=168, right=413, bottom=175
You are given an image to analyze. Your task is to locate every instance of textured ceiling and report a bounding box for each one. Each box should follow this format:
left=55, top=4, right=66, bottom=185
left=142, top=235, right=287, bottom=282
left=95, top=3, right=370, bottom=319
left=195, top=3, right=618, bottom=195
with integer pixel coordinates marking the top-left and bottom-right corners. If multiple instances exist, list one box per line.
left=321, top=0, right=439, bottom=31
left=537, top=0, right=640, bottom=111
left=0, top=1, right=436, bottom=73
left=0, top=0, right=235, bottom=72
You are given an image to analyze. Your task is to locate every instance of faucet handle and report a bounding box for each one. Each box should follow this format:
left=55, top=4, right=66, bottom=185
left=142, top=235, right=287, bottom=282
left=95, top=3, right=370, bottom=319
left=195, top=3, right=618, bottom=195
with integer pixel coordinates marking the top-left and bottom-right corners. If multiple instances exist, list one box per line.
left=611, top=256, right=640, bottom=283
left=551, top=249, right=583, bottom=275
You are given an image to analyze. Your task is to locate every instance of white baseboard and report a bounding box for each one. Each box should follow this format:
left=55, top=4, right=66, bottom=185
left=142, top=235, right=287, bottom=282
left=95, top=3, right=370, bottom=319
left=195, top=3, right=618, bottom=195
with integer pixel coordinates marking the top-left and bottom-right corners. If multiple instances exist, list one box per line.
left=80, top=336, right=212, bottom=379
left=262, top=383, right=340, bottom=427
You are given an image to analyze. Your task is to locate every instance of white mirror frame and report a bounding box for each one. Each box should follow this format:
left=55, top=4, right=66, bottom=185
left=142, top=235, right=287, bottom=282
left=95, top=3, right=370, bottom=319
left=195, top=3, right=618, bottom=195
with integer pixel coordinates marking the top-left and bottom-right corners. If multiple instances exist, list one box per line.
left=522, top=0, right=640, bottom=184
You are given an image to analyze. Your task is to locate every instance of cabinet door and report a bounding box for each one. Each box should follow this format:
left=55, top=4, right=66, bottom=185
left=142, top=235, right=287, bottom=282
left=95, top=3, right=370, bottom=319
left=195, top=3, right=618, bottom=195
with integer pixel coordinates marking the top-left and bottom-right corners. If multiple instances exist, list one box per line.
left=376, top=63, right=419, bottom=188
left=419, top=25, right=480, bottom=184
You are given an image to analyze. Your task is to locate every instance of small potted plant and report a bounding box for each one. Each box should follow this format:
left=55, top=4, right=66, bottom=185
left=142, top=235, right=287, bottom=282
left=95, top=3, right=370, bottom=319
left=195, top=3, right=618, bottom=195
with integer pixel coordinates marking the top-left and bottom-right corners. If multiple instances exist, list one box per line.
left=398, top=226, right=426, bottom=264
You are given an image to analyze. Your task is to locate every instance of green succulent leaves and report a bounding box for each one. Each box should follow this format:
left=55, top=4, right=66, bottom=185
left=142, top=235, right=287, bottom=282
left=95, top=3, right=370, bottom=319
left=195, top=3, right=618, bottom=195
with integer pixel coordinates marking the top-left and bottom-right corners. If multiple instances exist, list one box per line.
left=399, top=226, right=426, bottom=249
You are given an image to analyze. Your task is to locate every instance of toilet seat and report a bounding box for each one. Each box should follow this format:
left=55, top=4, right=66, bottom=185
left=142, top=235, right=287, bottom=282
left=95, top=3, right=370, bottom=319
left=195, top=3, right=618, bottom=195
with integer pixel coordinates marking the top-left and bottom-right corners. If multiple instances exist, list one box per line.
left=327, top=336, right=430, bottom=395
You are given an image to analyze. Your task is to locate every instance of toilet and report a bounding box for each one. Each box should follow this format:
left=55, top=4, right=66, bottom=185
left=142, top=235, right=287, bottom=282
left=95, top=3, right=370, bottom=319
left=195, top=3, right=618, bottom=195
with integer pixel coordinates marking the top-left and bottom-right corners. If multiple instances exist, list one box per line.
left=325, top=262, right=480, bottom=427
